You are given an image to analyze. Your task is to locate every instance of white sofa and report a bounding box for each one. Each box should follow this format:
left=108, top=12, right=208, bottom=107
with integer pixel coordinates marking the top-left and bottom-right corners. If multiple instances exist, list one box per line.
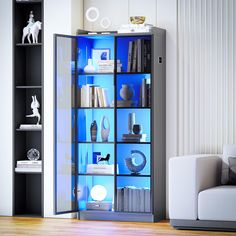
left=169, top=150, right=236, bottom=231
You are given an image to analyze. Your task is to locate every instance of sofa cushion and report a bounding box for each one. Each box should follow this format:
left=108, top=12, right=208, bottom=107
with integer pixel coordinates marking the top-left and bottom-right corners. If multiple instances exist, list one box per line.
left=198, top=186, right=236, bottom=221
left=221, top=144, right=236, bottom=184
left=228, top=157, right=236, bottom=184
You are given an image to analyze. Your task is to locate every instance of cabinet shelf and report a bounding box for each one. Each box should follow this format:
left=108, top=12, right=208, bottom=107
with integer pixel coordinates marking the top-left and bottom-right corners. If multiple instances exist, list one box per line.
left=116, top=141, right=151, bottom=144
left=116, top=107, right=151, bottom=109
left=16, top=0, right=42, bottom=3
left=78, top=72, right=114, bottom=76
left=117, top=72, right=151, bottom=75
left=16, top=129, right=42, bottom=132
left=16, top=43, right=42, bottom=47
left=78, top=107, right=114, bottom=110
left=116, top=174, right=151, bottom=177
left=78, top=141, right=114, bottom=144
left=16, top=85, right=42, bottom=89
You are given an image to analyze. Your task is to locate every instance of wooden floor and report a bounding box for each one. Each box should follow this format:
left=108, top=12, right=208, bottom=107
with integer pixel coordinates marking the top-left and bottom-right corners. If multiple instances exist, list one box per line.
left=0, top=217, right=235, bottom=236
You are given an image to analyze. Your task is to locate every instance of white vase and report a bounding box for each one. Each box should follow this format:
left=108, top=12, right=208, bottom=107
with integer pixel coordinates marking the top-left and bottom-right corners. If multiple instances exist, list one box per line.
left=84, top=58, right=95, bottom=73
left=119, top=84, right=134, bottom=100
left=101, top=116, right=110, bottom=142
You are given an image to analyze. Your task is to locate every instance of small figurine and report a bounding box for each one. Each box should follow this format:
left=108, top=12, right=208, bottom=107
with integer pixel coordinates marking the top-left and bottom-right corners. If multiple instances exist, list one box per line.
left=26, top=95, right=41, bottom=125
left=22, top=11, right=42, bottom=44
left=97, top=154, right=110, bottom=164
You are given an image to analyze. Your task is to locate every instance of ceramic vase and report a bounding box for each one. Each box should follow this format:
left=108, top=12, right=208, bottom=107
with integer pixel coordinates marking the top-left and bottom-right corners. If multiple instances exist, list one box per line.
left=84, top=58, right=95, bottom=73
left=90, top=120, right=97, bottom=142
left=128, top=113, right=135, bottom=134
left=120, top=84, right=134, bottom=101
left=133, top=124, right=142, bottom=134
left=101, top=116, right=110, bottom=142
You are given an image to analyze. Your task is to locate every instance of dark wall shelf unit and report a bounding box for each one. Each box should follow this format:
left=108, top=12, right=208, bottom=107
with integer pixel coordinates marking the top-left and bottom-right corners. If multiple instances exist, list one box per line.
left=54, top=28, right=166, bottom=222
left=13, top=0, right=43, bottom=217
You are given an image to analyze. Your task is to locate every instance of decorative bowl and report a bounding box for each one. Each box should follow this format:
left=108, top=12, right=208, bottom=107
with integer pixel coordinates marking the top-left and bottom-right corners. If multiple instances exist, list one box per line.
left=130, top=16, right=146, bottom=24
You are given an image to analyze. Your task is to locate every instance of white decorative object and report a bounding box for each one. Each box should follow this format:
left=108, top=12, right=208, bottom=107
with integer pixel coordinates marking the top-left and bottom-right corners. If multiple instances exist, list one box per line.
left=100, top=17, right=111, bottom=29
left=90, top=185, right=107, bottom=202
left=128, top=113, right=135, bottom=134
left=86, top=7, right=100, bottom=22
left=84, top=58, right=95, bottom=73
left=22, top=21, right=42, bottom=44
left=26, top=95, right=41, bottom=125
left=86, top=164, right=115, bottom=174
left=101, top=116, right=110, bottom=142
left=125, top=150, right=147, bottom=175
left=27, top=148, right=40, bottom=161
left=120, top=84, right=134, bottom=101
left=118, top=23, right=153, bottom=34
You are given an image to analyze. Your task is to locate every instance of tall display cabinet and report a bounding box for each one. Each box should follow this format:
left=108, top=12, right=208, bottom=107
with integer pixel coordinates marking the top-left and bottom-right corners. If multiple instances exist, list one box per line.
left=54, top=28, right=166, bottom=222
left=13, top=0, right=43, bottom=216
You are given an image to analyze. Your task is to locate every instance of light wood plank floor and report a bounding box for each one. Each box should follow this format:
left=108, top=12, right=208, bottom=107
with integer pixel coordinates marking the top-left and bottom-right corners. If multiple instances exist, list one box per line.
left=0, top=217, right=235, bottom=236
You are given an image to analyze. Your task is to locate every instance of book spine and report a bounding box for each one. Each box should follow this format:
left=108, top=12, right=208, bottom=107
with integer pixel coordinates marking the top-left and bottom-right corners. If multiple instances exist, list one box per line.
left=85, top=84, right=90, bottom=107
left=131, top=40, right=137, bottom=72
left=146, top=40, right=151, bottom=72
left=144, top=188, right=151, bottom=212
left=94, top=87, right=98, bottom=107
left=141, top=79, right=147, bottom=107
left=127, top=41, right=133, bottom=72
left=146, top=83, right=151, bottom=107
left=140, top=188, right=145, bottom=212
left=124, top=187, right=129, bottom=211
left=137, top=39, right=142, bottom=72
left=129, top=187, right=133, bottom=212
left=97, top=87, right=104, bottom=107
left=102, top=88, right=109, bottom=107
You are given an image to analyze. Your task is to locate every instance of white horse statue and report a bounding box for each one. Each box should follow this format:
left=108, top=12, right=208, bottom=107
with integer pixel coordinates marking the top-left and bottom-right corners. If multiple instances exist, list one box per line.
left=26, top=95, right=41, bottom=125
left=22, top=21, right=42, bottom=44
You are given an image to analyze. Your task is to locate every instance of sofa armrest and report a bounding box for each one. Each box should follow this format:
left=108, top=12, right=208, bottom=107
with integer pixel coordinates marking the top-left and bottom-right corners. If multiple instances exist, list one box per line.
left=169, top=154, right=221, bottom=220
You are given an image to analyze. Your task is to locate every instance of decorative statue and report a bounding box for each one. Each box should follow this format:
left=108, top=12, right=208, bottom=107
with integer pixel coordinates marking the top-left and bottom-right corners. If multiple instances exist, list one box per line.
left=27, top=148, right=40, bottom=161
left=90, top=120, right=98, bottom=142
left=97, top=154, right=110, bottom=164
left=22, top=11, right=42, bottom=44
left=125, top=150, right=147, bottom=175
left=26, top=95, right=41, bottom=125
left=101, top=116, right=110, bottom=142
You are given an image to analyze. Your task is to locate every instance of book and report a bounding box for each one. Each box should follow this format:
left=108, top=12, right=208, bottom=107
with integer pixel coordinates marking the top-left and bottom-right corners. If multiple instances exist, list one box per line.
left=97, top=87, right=104, bottom=107
left=144, top=188, right=151, bottom=212
left=131, top=41, right=137, bottom=72
left=19, top=124, right=42, bottom=130
left=124, top=187, right=129, bottom=211
left=15, top=167, right=42, bottom=173
left=117, top=188, right=121, bottom=211
left=17, top=160, right=42, bottom=164
left=102, top=88, right=110, bottom=107
left=127, top=41, right=133, bottom=72
left=140, top=188, right=145, bottom=212
left=137, top=39, right=142, bottom=72
left=141, top=79, right=147, bottom=107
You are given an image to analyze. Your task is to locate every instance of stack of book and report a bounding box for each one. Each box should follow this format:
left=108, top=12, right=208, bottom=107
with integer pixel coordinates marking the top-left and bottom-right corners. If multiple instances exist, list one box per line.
left=140, top=78, right=151, bottom=107
left=19, top=124, right=42, bottom=130
left=116, top=186, right=151, bottom=212
left=127, top=39, right=151, bottom=73
left=97, top=60, right=122, bottom=73
left=80, top=85, right=110, bottom=107
left=15, top=160, right=42, bottom=173
left=122, top=134, right=147, bottom=142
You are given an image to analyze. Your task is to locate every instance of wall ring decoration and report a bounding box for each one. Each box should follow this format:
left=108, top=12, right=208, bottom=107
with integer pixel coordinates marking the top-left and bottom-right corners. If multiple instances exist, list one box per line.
left=85, top=7, right=100, bottom=22
left=100, top=17, right=111, bottom=29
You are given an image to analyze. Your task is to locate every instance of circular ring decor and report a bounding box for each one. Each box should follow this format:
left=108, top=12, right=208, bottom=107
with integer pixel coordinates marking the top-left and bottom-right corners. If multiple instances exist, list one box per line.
left=85, top=7, right=100, bottom=22
left=100, top=17, right=111, bottom=29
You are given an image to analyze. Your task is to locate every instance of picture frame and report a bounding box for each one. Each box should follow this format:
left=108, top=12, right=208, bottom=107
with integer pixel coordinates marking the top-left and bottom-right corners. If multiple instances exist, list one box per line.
left=92, top=48, right=110, bottom=70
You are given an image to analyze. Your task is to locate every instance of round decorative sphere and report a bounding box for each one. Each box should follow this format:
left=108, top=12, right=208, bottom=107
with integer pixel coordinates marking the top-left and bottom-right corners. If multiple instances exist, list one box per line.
left=27, top=148, right=40, bottom=161
left=90, top=185, right=107, bottom=202
left=120, top=84, right=134, bottom=101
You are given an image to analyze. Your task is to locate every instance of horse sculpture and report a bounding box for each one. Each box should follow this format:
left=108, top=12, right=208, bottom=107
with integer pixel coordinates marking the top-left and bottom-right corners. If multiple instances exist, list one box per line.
left=22, top=21, right=42, bottom=44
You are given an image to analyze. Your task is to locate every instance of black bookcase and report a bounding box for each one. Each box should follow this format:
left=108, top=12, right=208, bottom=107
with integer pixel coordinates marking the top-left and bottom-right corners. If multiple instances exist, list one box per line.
left=13, top=0, right=43, bottom=216
left=54, top=28, right=165, bottom=222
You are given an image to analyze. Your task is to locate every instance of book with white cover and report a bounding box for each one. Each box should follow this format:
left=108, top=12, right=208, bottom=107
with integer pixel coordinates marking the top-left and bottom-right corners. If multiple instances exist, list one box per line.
left=17, top=160, right=42, bottom=165
left=140, top=188, right=145, bottom=212
left=15, top=167, right=42, bottom=173
left=144, top=187, right=151, bottom=212
left=124, top=187, right=129, bottom=211
left=19, top=124, right=42, bottom=130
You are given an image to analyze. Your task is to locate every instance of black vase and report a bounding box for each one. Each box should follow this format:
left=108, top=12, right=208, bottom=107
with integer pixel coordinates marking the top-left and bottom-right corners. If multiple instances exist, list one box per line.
left=90, top=120, right=97, bottom=142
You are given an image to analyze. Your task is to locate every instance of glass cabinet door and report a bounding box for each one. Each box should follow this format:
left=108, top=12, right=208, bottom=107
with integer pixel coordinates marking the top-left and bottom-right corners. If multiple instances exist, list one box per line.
left=55, top=35, right=78, bottom=214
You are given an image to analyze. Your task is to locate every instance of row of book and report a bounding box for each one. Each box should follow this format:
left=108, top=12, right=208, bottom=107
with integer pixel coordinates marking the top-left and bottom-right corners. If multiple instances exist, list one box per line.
left=127, top=39, right=151, bottom=73
left=117, top=186, right=151, bottom=212
left=15, top=160, right=42, bottom=173
left=97, top=60, right=122, bottom=73
left=140, top=78, right=151, bottom=107
left=122, top=134, right=147, bottom=142
left=79, top=85, right=110, bottom=107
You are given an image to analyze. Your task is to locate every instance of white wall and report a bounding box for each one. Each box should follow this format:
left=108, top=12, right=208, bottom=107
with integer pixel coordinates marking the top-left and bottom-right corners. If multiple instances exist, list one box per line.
left=44, top=0, right=83, bottom=217
left=178, top=0, right=236, bottom=155
left=0, top=0, right=13, bottom=216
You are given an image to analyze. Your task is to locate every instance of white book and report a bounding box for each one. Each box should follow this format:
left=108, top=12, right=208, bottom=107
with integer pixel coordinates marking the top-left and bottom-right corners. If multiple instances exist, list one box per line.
left=97, top=87, right=104, bottom=107
left=85, top=84, right=91, bottom=107
left=141, top=79, right=147, bottom=107
left=144, top=187, right=151, bottom=212
left=102, top=88, right=110, bottom=107
left=140, top=188, right=145, bottom=212
left=137, top=39, right=142, bottom=72
left=15, top=167, right=42, bottom=173
left=117, top=188, right=122, bottom=211
left=124, top=187, right=129, bottom=212
left=81, top=85, right=86, bottom=107
left=127, top=41, right=133, bottom=72
left=17, top=160, right=42, bottom=164
left=128, top=187, right=133, bottom=212
left=94, top=87, right=99, bottom=107
left=19, top=124, right=42, bottom=130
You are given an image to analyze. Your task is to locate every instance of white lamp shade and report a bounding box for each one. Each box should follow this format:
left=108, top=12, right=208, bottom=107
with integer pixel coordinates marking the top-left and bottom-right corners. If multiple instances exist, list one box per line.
left=90, top=185, right=107, bottom=201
